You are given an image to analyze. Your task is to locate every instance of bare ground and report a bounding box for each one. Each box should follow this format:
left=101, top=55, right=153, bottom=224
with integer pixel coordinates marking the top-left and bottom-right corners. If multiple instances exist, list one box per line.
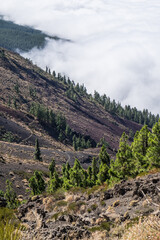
left=0, top=141, right=96, bottom=195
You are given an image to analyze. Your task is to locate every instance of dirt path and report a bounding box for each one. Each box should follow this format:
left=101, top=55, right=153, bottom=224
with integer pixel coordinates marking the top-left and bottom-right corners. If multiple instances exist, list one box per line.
left=0, top=141, right=96, bottom=166
left=0, top=141, right=96, bottom=196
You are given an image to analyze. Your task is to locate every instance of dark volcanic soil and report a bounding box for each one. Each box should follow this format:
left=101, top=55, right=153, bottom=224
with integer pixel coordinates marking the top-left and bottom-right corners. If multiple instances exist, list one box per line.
left=0, top=48, right=142, bottom=152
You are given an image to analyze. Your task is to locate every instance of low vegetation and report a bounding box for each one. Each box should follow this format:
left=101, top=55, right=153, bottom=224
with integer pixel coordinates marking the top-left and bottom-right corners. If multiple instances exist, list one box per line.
left=121, top=215, right=160, bottom=240
left=1, top=180, right=20, bottom=209
left=0, top=208, right=21, bottom=240
left=88, top=221, right=112, bottom=232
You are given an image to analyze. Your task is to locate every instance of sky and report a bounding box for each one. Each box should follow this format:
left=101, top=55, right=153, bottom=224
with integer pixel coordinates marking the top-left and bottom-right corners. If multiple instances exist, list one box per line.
left=1, top=0, right=160, bottom=114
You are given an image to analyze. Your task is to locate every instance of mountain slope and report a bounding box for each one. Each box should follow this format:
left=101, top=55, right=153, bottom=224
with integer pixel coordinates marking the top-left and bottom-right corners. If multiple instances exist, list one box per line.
left=0, top=18, right=66, bottom=52
left=0, top=47, right=141, bottom=153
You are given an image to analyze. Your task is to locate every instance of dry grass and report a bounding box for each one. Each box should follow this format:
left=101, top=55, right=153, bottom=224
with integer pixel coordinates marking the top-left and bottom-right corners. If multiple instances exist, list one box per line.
left=0, top=220, right=22, bottom=240
left=113, top=200, right=120, bottom=207
left=0, top=208, right=22, bottom=240
left=129, top=200, right=139, bottom=207
left=137, top=168, right=160, bottom=178
left=121, top=215, right=160, bottom=240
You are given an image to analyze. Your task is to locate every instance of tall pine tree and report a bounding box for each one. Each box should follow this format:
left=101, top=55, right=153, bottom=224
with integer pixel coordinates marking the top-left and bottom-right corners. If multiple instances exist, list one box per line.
left=110, top=132, right=136, bottom=180
left=34, top=139, right=42, bottom=161
left=146, top=120, right=160, bottom=168
left=131, top=125, right=149, bottom=167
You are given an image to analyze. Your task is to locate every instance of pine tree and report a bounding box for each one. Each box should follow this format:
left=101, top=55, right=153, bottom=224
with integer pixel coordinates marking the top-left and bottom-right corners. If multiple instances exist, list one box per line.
left=62, top=162, right=71, bottom=190
left=29, top=171, right=45, bottom=195
left=86, top=139, right=91, bottom=148
left=13, top=98, right=17, bottom=109
left=49, top=110, right=56, bottom=126
left=29, top=176, right=37, bottom=195
left=110, top=132, right=135, bottom=180
left=52, top=70, right=56, bottom=77
left=97, top=145, right=110, bottom=184
left=65, top=124, right=71, bottom=137
left=62, top=161, right=70, bottom=180
left=5, top=180, right=18, bottom=208
left=70, top=159, right=84, bottom=187
left=131, top=125, right=149, bottom=167
left=14, top=82, right=20, bottom=94
left=88, top=166, right=92, bottom=181
left=49, top=158, right=55, bottom=178
left=34, top=139, right=42, bottom=161
left=58, top=130, right=64, bottom=142
left=97, top=163, right=110, bottom=184
left=92, top=157, right=98, bottom=183
left=146, top=120, right=160, bottom=168
left=48, top=170, right=62, bottom=193
left=99, top=145, right=110, bottom=165
left=66, top=162, right=71, bottom=179
left=73, top=135, right=77, bottom=151
left=46, top=108, right=50, bottom=123
left=8, top=96, right=11, bottom=107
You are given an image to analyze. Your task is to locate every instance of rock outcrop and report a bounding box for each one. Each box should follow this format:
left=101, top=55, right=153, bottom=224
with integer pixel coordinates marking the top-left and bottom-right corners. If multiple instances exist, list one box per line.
left=17, top=172, right=160, bottom=240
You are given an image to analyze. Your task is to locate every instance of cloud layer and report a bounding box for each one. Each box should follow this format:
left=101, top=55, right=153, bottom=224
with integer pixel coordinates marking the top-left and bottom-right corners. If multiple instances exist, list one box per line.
left=1, top=0, right=160, bottom=114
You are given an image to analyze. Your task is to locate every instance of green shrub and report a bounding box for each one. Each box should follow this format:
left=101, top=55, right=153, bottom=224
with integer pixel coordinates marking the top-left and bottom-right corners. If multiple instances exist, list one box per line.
left=2, top=132, right=15, bottom=142
left=100, top=201, right=106, bottom=206
left=88, top=221, right=111, bottom=232
left=69, top=186, right=86, bottom=194
left=52, top=212, right=60, bottom=221
left=68, top=201, right=85, bottom=212
left=5, top=180, right=19, bottom=209
left=51, top=188, right=65, bottom=200
left=56, top=200, right=67, bottom=207
left=87, top=208, right=91, bottom=213
left=29, top=171, right=45, bottom=195
left=87, top=185, right=100, bottom=195
left=91, top=204, right=98, bottom=211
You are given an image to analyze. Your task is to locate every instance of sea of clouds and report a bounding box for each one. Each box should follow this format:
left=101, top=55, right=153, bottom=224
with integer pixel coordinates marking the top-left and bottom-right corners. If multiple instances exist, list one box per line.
left=1, top=0, right=160, bottom=114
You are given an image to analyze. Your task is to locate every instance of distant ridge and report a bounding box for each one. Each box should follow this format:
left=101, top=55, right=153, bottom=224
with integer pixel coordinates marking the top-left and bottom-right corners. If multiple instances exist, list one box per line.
left=0, top=18, right=68, bottom=52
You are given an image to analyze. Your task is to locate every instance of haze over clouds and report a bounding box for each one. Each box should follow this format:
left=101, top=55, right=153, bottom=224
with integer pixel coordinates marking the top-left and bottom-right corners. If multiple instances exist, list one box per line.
left=1, top=0, right=160, bottom=114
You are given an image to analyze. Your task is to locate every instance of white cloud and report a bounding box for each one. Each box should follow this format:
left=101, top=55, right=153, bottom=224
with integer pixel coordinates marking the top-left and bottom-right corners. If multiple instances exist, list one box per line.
left=1, top=0, right=160, bottom=114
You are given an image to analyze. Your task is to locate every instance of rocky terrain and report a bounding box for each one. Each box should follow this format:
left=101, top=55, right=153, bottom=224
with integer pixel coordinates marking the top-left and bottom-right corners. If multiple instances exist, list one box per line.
left=16, top=172, right=160, bottom=240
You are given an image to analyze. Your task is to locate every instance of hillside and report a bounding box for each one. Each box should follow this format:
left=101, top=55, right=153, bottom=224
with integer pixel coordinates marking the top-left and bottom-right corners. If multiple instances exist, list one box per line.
left=0, top=46, right=144, bottom=196
left=0, top=47, right=160, bottom=240
left=0, top=18, right=65, bottom=52
left=0, top=47, right=141, bottom=152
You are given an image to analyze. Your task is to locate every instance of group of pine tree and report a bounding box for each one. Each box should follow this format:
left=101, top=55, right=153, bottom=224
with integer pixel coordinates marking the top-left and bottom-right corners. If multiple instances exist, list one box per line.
left=30, top=102, right=93, bottom=150
left=29, top=120, right=160, bottom=195
left=0, top=19, right=49, bottom=52
left=46, top=67, right=159, bottom=128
